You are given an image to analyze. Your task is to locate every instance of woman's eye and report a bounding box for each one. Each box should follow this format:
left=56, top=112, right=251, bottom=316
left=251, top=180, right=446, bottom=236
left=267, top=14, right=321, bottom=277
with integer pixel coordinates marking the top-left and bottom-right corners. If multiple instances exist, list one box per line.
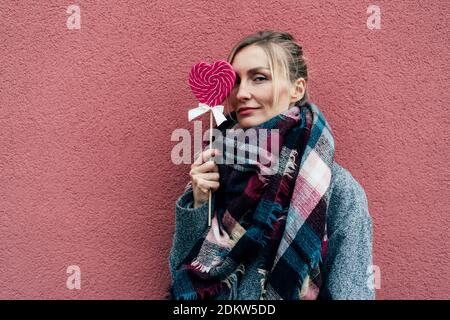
left=233, top=76, right=266, bottom=87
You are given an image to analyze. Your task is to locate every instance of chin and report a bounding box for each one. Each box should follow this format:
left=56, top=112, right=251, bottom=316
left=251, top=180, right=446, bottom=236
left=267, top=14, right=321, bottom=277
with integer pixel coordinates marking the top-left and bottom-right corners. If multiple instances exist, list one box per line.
left=237, top=116, right=263, bottom=128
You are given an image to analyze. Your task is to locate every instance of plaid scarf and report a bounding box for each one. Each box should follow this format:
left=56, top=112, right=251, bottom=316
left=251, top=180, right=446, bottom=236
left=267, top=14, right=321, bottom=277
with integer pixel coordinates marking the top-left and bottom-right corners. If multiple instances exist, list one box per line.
left=171, top=102, right=335, bottom=300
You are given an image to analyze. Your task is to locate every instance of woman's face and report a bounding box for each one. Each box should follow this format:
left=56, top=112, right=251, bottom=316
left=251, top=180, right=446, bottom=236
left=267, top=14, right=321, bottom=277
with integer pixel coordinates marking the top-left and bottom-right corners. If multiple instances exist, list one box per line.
left=229, top=45, right=300, bottom=128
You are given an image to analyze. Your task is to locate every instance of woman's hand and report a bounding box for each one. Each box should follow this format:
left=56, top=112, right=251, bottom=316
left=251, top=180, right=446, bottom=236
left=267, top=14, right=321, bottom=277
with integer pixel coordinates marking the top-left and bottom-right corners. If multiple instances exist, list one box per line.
left=190, top=148, right=220, bottom=209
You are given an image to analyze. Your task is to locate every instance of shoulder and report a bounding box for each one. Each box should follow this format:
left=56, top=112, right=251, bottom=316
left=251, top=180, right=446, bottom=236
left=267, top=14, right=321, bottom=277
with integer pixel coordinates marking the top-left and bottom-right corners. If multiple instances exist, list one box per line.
left=320, top=163, right=374, bottom=300
left=327, top=162, right=371, bottom=234
left=330, top=162, right=367, bottom=201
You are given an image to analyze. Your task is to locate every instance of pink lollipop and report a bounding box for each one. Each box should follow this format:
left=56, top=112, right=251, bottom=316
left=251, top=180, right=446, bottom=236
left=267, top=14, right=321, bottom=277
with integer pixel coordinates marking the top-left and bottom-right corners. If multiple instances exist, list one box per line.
left=187, top=60, right=236, bottom=227
left=189, top=60, right=236, bottom=107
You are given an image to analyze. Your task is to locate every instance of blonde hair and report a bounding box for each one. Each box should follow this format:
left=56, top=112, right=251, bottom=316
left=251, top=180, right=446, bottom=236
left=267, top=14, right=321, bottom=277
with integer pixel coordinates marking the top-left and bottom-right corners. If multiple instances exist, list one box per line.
left=226, top=30, right=309, bottom=111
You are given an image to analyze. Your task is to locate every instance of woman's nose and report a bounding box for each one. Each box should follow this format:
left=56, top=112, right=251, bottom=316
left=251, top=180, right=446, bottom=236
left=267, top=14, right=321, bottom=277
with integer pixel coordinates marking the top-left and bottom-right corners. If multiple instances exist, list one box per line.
left=236, top=82, right=251, bottom=101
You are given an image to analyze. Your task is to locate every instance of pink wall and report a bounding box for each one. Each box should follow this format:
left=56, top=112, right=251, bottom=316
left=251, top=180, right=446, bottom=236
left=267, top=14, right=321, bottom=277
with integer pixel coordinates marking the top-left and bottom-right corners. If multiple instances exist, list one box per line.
left=0, top=1, right=448, bottom=299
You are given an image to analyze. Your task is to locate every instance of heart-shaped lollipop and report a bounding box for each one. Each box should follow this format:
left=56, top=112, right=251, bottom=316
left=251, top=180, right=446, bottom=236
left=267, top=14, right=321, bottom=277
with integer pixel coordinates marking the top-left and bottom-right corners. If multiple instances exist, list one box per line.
left=188, top=60, right=236, bottom=107
left=187, top=60, right=236, bottom=227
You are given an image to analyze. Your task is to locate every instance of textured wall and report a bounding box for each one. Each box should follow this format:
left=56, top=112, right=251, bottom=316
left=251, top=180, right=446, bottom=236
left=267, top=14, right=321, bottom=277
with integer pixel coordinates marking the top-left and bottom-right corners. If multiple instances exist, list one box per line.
left=0, top=0, right=448, bottom=299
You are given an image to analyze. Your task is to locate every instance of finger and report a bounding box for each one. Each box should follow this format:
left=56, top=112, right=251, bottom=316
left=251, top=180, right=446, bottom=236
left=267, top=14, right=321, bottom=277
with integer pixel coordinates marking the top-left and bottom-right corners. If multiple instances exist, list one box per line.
left=198, top=179, right=220, bottom=193
left=197, top=160, right=219, bottom=173
left=209, top=181, right=220, bottom=192
left=193, top=148, right=220, bottom=166
left=198, top=172, right=220, bottom=182
left=190, top=161, right=218, bottom=178
left=196, top=178, right=210, bottom=193
left=192, top=178, right=208, bottom=194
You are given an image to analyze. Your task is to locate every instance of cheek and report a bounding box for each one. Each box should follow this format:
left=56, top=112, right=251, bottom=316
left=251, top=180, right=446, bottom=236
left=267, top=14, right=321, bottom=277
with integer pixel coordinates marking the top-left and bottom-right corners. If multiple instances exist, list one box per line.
left=261, top=89, right=276, bottom=108
left=263, top=90, right=274, bottom=102
left=273, top=86, right=291, bottom=105
left=228, top=90, right=239, bottom=107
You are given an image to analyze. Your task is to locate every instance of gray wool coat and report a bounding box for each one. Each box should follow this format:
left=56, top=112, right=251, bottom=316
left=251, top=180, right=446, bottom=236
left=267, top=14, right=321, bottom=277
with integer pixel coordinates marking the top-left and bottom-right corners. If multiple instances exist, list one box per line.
left=169, top=162, right=375, bottom=300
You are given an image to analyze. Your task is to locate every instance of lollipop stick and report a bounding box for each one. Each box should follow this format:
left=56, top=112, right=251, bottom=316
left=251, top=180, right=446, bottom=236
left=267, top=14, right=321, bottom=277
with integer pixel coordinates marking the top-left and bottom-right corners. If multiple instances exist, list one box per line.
left=208, top=111, right=213, bottom=227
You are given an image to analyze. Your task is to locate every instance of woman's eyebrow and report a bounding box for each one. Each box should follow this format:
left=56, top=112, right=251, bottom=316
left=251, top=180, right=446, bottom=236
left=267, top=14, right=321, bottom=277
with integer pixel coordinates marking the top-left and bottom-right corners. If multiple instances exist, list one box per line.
left=235, top=67, right=270, bottom=76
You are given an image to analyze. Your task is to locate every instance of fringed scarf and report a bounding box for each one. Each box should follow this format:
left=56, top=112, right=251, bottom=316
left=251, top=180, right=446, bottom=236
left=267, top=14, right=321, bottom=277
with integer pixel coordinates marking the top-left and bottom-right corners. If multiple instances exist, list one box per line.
left=171, top=102, right=335, bottom=300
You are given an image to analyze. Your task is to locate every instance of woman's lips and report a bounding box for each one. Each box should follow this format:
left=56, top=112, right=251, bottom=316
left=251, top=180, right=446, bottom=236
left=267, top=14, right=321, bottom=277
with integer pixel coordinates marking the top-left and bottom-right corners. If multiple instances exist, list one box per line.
left=238, top=107, right=259, bottom=116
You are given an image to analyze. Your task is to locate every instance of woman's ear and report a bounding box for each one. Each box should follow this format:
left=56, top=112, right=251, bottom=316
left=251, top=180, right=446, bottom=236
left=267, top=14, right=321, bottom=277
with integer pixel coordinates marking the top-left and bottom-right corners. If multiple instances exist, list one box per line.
left=289, top=78, right=306, bottom=103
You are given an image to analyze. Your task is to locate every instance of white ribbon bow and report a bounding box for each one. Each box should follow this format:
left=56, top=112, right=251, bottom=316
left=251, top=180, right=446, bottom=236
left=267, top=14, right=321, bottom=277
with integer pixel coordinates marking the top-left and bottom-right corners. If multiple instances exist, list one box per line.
left=188, top=103, right=227, bottom=126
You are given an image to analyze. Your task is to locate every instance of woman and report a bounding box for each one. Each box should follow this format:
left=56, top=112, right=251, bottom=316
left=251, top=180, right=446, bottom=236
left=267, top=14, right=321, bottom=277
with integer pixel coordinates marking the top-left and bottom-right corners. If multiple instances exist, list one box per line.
left=169, top=30, right=374, bottom=300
